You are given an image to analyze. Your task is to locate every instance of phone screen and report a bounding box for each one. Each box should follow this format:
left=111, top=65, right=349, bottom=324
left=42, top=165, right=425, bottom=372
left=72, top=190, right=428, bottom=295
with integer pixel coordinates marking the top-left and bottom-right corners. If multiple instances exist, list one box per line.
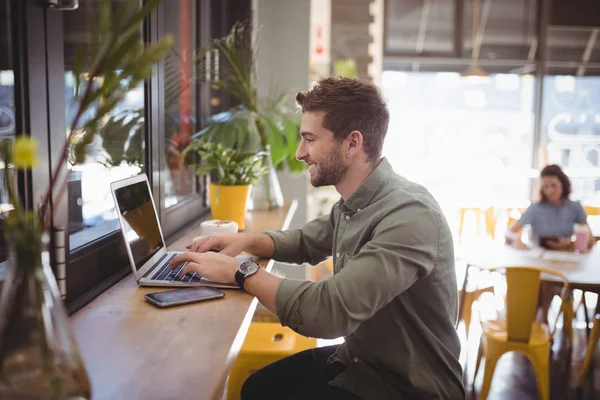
left=145, top=287, right=225, bottom=308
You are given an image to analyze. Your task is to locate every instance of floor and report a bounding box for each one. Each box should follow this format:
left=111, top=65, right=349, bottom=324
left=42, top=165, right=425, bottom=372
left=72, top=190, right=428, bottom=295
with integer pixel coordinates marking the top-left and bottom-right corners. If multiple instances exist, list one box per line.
left=462, top=306, right=600, bottom=399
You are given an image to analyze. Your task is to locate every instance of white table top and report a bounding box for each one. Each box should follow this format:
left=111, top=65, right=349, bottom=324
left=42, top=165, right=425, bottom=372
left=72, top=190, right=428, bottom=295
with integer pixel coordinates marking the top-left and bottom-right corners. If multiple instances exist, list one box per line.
left=463, top=241, right=600, bottom=289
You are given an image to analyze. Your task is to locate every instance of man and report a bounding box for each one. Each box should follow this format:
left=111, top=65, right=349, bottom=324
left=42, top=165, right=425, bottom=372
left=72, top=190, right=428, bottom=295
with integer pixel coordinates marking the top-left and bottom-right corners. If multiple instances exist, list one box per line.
left=170, top=77, right=465, bottom=400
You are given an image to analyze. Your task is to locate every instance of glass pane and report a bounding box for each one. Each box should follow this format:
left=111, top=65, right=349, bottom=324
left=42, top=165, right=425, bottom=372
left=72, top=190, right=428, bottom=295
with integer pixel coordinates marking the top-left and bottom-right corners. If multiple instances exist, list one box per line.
left=381, top=71, right=535, bottom=239
left=547, top=27, right=591, bottom=63
left=64, top=1, right=146, bottom=249
left=385, top=0, right=454, bottom=55
left=463, top=0, right=537, bottom=63
left=540, top=74, right=600, bottom=204
left=0, top=0, right=15, bottom=267
left=163, top=0, right=197, bottom=208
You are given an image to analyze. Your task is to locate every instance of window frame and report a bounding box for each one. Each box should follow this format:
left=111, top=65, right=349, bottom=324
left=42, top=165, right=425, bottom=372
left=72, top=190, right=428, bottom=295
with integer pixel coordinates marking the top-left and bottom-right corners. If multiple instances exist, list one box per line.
left=24, top=0, right=214, bottom=314
left=5, top=0, right=251, bottom=314
left=154, top=0, right=210, bottom=239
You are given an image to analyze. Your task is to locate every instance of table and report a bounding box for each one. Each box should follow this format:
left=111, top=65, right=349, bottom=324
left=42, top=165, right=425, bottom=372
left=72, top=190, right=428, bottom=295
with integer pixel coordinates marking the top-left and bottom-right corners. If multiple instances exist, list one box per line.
left=458, top=241, right=600, bottom=328
left=463, top=241, right=600, bottom=291
left=70, top=200, right=297, bottom=400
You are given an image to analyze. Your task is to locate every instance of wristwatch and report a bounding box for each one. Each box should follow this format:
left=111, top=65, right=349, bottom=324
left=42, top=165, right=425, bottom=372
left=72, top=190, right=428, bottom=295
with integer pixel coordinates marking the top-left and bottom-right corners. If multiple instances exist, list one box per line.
left=235, top=260, right=260, bottom=291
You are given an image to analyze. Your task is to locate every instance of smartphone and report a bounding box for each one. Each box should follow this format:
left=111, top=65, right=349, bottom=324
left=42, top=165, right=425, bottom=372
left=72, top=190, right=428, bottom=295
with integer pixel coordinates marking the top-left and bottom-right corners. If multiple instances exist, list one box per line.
left=145, top=287, right=225, bottom=308
left=539, top=236, right=560, bottom=249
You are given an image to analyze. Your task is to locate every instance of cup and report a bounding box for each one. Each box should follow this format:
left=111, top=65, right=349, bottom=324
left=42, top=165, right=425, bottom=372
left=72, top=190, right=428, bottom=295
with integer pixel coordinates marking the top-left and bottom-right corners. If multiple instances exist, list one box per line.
left=192, top=219, right=239, bottom=243
left=574, top=224, right=590, bottom=254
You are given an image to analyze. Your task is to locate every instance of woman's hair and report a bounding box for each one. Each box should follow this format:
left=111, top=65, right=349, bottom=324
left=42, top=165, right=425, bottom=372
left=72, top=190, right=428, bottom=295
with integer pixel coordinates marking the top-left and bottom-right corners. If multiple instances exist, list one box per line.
left=539, top=164, right=571, bottom=202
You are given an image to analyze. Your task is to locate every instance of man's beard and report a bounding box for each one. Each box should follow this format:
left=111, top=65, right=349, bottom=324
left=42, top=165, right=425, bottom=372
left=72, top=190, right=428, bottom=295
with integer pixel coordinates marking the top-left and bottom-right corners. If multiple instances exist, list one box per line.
left=310, top=144, right=349, bottom=187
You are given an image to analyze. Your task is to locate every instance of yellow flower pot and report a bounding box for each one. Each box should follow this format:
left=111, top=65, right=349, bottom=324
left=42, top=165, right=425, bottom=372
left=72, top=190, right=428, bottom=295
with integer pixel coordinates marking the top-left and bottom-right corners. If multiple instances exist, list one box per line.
left=209, top=183, right=250, bottom=230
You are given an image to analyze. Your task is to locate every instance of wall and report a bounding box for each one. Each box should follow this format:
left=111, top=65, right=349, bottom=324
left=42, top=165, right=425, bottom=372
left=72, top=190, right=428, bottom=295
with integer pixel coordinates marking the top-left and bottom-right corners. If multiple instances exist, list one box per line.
left=330, top=0, right=383, bottom=84
left=254, top=0, right=311, bottom=230
left=331, top=0, right=372, bottom=79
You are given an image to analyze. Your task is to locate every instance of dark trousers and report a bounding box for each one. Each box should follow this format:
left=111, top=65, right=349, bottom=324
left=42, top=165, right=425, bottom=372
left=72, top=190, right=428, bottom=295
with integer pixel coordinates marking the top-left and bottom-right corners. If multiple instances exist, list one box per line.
left=240, top=345, right=362, bottom=400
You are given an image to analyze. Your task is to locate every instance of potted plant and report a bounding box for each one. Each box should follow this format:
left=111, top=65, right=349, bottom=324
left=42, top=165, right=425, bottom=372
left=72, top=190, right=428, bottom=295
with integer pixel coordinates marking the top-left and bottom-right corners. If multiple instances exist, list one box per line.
left=183, top=142, right=267, bottom=230
left=170, top=21, right=304, bottom=210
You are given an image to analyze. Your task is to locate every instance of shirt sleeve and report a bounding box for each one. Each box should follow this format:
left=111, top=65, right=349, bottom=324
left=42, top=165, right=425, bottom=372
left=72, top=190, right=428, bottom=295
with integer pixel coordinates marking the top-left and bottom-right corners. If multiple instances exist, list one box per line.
left=574, top=201, right=587, bottom=224
left=519, top=204, right=535, bottom=225
left=264, top=207, right=336, bottom=266
left=275, top=200, right=439, bottom=339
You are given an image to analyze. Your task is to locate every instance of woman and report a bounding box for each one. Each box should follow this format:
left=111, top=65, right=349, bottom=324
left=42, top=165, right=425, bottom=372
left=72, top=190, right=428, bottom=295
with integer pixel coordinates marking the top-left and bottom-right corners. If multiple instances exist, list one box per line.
left=505, top=164, right=594, bottom=250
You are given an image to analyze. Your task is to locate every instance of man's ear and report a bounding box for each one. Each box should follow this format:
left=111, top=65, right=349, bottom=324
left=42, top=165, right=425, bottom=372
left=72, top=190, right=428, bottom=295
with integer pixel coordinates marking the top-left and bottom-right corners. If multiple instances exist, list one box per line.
left=346, top=130, right=364, bottom=158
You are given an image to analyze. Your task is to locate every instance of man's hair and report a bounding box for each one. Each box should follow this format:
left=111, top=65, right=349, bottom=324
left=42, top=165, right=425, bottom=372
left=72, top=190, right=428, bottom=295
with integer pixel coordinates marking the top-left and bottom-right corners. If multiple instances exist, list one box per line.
left=295, top=76, right=390, bottom=163
left=539, top=164, right=571, bottom=202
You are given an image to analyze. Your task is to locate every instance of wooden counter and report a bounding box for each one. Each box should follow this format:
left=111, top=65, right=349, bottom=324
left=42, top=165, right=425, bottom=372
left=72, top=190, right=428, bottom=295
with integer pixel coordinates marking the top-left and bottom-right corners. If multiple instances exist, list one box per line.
left=70, top=200, right=297, bottom=400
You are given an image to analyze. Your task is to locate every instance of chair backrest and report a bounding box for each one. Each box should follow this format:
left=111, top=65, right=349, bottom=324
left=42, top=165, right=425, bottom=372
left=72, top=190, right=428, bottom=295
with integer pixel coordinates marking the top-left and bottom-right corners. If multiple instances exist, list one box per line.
left=484, top=206, right=497, bottom=239
left=584, top=205, right=600, bottom=216
left=481, top=266, right=569, bottom=343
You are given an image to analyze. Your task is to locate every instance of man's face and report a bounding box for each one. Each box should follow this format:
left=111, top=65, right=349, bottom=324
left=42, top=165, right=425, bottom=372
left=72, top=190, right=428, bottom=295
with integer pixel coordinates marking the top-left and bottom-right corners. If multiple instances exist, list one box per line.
left=296, top=111, right=349, bottom=187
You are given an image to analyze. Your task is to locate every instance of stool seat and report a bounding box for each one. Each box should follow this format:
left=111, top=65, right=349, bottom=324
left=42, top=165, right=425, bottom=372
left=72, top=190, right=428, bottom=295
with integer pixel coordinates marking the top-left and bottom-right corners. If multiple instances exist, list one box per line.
left=227, top=322, right=317, bottom=400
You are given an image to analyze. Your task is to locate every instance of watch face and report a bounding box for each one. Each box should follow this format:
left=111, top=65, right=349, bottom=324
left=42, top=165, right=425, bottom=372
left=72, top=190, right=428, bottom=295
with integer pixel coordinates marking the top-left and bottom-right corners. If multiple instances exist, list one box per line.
left=239, top=261, right=259, bottom=275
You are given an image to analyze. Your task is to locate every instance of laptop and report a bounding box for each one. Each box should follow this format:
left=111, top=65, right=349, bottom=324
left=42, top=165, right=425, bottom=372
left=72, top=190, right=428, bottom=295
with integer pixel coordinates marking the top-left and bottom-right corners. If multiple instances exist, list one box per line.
left=110, top=173, right=239, bottom=289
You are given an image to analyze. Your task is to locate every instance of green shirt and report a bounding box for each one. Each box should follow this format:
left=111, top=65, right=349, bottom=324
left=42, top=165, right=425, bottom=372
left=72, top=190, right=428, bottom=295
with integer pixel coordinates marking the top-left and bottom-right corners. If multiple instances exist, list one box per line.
left=266, top=158, right=465, bottom=400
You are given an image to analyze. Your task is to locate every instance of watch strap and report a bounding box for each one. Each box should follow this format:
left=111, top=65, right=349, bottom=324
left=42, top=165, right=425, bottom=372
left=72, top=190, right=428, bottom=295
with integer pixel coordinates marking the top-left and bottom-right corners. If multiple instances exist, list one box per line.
left=235, top=270, right=246, bottom=290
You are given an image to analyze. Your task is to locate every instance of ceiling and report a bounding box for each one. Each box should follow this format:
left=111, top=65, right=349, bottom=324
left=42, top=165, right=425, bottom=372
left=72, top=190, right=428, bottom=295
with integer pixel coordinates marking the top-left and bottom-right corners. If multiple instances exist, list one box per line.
left=384, top=0, right=600, bottom=75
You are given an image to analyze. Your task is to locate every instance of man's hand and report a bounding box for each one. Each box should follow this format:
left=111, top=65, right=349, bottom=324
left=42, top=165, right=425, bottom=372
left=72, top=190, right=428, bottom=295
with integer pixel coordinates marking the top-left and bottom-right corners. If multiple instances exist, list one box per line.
left=546, top=237, right=573, bottom=251
left=187, top=232, right=276, bottom=259
left=169, top=252, right=240, bottom=284
left=187, top=233, right=252, bottom=256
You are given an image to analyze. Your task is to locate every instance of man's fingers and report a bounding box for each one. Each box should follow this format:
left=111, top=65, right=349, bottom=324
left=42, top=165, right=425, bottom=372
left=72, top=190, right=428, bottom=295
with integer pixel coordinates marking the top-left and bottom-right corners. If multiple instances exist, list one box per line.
left=180, top=261, right=203, bottom=276
left=170, top=252, right=199, bottom=268
left=190, top=237, right=210, bottom=252
left=197, top=237, right=221, bottom=253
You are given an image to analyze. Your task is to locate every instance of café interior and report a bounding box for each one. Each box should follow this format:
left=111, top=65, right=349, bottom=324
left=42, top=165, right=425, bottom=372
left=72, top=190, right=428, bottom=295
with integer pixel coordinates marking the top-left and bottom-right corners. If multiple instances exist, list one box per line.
left=1, top=0, right=600, bottom=399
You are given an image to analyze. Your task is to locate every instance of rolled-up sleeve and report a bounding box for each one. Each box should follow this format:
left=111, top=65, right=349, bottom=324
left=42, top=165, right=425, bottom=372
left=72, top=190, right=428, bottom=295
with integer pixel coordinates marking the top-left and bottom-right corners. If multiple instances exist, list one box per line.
left=264, top=209, right=336, bottom=265
left=519, top=205, right=535, bottom=225
left=275, top=200, right=440, bottom=339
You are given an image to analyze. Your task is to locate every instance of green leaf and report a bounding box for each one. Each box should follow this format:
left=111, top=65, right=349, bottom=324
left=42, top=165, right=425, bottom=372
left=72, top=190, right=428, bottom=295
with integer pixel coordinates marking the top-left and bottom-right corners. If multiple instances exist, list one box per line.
left=72, top=126, right=97, bottom=165
left=182, top=141, right=266, bottom=185
left=259, top=115, right=286, bottom=166
left=97, top=0, right=112, bottom=39
left=101, top=30, right=142, bottom=73
left=73, top=45, right=88, bottom=93
left=113, top=0, right=136, bottom=30
left=121, top=0, right=161, bottom=34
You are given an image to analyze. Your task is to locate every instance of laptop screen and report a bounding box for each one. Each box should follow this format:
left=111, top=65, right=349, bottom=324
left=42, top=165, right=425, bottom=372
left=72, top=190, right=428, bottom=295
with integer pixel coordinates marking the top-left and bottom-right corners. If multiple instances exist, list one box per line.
left=114, top=180, right=164, bottom=271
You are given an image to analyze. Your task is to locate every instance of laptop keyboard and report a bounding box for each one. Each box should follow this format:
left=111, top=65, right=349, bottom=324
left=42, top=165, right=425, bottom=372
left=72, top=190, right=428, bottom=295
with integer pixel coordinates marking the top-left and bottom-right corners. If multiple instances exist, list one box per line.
left=151, top=254, right=203, bottom=283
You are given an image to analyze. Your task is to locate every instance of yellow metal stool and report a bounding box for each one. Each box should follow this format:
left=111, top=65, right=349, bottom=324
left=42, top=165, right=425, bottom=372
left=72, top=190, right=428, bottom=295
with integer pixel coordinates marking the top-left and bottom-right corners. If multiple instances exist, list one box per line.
left=227, top=322, right=317, bottom=400
left=578, top=314, right=600, bottom=387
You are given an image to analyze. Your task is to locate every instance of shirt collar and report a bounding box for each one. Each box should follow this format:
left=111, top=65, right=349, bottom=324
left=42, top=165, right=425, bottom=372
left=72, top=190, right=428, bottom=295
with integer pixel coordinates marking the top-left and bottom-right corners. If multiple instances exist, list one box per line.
left=339, top=157, right=393, bottom=214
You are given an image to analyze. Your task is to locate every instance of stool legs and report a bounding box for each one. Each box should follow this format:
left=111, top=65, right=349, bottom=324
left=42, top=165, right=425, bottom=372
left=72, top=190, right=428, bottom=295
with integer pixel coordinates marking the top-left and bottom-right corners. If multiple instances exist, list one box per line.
left=578, top=314, right=600, bottom=387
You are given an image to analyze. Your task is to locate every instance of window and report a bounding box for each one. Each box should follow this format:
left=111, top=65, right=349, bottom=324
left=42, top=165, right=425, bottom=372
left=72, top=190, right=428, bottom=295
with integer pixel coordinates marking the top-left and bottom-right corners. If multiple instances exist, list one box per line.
left=64, top=0, right=147, bottom=250
left=157, top=0, right=209, bottom=238
left=385, top=0, right=456, bottom=56
left=463, top=0, right=537, bottom=63
left=384, top=0, right=538, bottom=75
left=0, top=0, right=15, bottom=266
left=162, top=0, right=198, bottom=209
left=1, top=0, right=251, bottom=311
left=540, top=73, right=600, bottom=204
left=381, top=71, right=536, bottom=210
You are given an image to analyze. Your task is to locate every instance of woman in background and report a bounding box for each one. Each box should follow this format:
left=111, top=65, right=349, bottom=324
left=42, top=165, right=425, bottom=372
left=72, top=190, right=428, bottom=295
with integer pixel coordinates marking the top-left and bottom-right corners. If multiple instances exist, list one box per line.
left=505, top=164, right=595, bottom=250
